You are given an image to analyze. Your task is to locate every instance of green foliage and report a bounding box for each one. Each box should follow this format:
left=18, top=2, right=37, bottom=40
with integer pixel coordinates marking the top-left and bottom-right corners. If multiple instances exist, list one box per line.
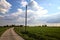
left=42, top=25, right=47, bottom=27
left=0, top=27, right=9, bottom=36
left=20, top=25, right=24, bottom=27
left=14, top=27, right=60, bottom=40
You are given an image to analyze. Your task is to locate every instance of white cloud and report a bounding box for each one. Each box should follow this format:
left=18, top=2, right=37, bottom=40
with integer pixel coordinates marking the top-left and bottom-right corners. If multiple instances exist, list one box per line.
left=0, top=0, right=12, bottom=14
left=11, top=9, right=24, bottom=16
left=34, top=9, right=48, bottom=17
left=10, top=0, right=48, bottom=25
left=0, top=15, right=4, bottom=18
left=0, top=0, right=49, bottom=26
left=28, top=0, right=48, bottom=17
left=19, top=0, right=48, bottom=17
left=28, top=1, right=39, bottom=10
left=21, top=0, right=28, bottom=7
left=31, top=0, right=34, bottom=1
left=40, top=12, right=60, bottom=23
left=17, top=17, right=25, bottom=22
left=57, top=7, right=60, bottom=10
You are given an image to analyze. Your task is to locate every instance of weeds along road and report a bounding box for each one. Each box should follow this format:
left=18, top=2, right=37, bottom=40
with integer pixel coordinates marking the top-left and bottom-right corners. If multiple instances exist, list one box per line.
left=0, top=27, right=24, bottom=40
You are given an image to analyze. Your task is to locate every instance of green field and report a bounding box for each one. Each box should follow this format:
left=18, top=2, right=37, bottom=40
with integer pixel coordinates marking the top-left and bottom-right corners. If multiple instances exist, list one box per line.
left=14, top=27, right=60, bottom=40
left=0, top=27, right=9, bottom=36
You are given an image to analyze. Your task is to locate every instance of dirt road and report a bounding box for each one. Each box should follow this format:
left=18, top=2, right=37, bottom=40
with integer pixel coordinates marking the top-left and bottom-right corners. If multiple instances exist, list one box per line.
left=0, top=28, right=24, bottom=40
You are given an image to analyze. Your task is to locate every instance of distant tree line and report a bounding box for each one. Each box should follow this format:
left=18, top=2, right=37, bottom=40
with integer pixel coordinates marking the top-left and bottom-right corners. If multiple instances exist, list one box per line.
left=38, top=25, right=47, bottom=27
left=0, top=25, right=24, bottom=27
left=0, top=24, right=47, bottom=27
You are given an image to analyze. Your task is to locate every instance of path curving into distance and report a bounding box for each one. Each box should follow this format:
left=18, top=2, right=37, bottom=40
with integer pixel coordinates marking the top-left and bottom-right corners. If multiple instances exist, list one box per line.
left=0, top=27, right=24, bottom=40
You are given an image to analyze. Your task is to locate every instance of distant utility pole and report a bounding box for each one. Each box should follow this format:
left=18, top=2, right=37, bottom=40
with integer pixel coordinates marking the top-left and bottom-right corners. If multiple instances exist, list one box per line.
left=25, top=5, right=27, bottom=32
left=25, top=1, right=33, bottom=32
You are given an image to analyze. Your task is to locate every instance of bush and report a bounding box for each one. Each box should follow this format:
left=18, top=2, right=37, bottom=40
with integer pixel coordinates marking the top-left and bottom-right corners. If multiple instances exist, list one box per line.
left=42, top=25, right=47, bottom=27
left=20, top=25, right=24, bottom=27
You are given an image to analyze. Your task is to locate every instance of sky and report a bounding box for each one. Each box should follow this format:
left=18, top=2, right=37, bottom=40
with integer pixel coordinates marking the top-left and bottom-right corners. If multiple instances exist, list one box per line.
left=0, top=0, right=60, bottom=26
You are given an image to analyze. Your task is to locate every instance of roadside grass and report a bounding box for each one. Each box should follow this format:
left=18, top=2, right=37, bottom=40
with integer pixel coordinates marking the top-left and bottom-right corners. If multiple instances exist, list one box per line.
left=0, top=27, right=9, bottom=36
left=14, top=27, right=60, bottom=40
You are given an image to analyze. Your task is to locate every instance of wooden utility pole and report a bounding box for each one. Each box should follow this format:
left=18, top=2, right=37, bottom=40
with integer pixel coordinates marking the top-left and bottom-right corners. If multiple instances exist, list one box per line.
left=25, top=5, right=27, bottom=32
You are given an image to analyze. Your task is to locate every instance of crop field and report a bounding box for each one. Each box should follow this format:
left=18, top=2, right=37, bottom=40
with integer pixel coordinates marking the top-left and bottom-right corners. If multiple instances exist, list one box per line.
left=14, top=27, right=60, bottom=40
left=0, top=27, right=9, bottom=36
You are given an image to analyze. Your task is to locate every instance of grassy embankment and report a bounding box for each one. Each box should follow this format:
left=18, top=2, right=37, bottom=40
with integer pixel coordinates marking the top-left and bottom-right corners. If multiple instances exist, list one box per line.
left=14, top=27, right=60, bottom=40
left=0, top=27, right=9, bottom=36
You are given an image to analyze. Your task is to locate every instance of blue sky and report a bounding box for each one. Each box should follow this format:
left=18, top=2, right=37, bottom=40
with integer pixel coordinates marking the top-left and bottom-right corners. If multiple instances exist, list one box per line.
left=0, top=0, right=60, bottom=26
left=7, top=0, right=60, bottom=14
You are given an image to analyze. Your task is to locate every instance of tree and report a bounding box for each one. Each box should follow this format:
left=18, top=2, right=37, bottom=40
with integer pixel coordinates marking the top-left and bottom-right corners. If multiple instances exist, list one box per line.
left=11, top=25, right=15, bottom=27
left=20, top=25, right=24, bottom=27
left=42, top=25, right=47, bottom=27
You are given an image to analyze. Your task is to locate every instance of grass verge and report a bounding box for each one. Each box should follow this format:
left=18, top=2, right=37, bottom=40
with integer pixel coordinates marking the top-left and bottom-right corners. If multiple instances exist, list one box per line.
left=0, top=27, right=9, bottom=36
left=14, top=27, right=60, bottom=40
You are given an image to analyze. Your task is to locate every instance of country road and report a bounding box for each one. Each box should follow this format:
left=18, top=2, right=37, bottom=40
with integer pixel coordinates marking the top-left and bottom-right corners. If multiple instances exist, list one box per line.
left=0, top=27, right=24, bottom=40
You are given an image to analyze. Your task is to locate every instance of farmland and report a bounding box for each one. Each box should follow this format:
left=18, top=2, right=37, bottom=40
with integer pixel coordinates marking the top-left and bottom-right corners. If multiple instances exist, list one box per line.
left=14, top=27, right=60, bottom=40
left=0, top=27, right=9, bottom=36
